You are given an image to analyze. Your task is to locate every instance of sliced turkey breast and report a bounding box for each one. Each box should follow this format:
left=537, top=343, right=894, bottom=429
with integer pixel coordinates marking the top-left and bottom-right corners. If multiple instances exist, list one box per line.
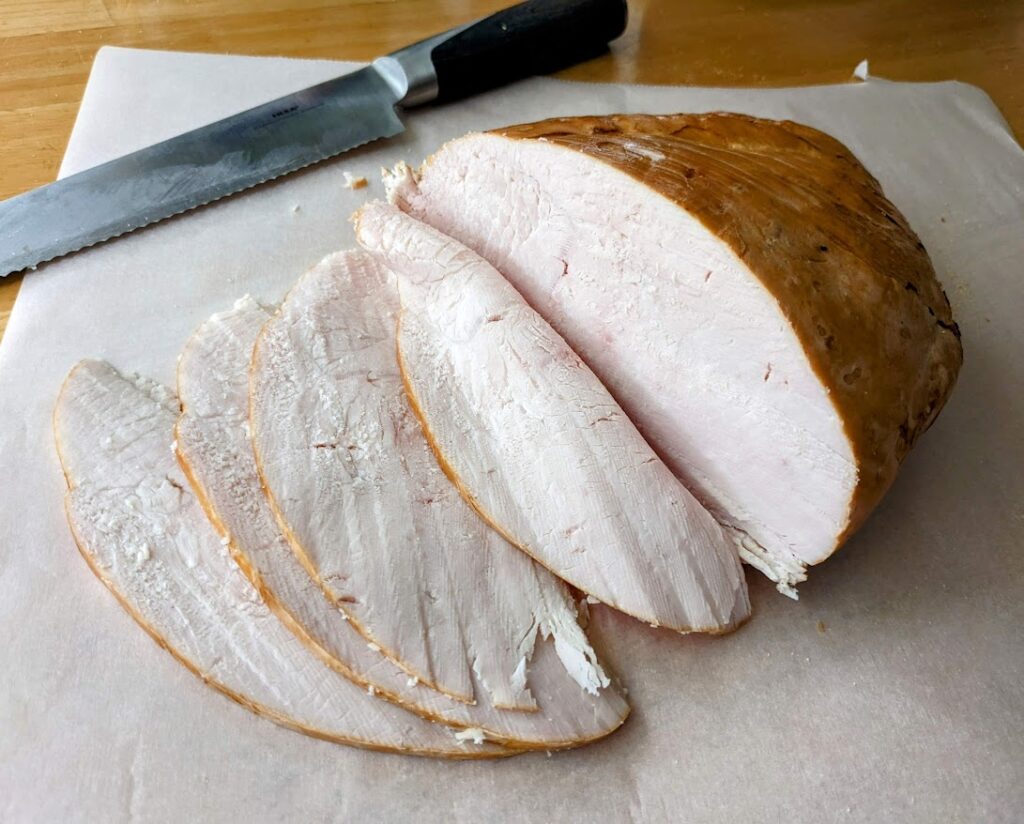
left=178, top=294, right=627, bottom=747
left=249, top=250, right=622, bottom=715
left=54, top=359, right=507, bottom=758
left=386, top=113, right=963, bottom=595
left=355, top=201, right=750, bottom=635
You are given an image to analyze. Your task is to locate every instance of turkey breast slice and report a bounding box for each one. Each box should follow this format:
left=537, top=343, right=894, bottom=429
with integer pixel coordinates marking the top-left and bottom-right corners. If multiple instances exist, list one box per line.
left=249, top=250, right=623, bottom=715
left=354, top=201, right=750, bottom=635
left=386, top=113, right=962, bottom=595
left=178, top=294, right=627, bottom=747
left=54, top=359, right=507, bottom=758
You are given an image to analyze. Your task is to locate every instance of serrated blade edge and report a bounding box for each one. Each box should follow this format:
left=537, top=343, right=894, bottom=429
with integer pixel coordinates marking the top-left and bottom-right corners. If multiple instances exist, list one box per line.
left=0, top=64, right=405, bottom=277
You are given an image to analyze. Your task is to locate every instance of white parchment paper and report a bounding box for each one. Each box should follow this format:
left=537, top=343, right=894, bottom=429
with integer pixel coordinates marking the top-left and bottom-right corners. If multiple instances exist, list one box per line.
left=1, top=47, right=1022, bottom=823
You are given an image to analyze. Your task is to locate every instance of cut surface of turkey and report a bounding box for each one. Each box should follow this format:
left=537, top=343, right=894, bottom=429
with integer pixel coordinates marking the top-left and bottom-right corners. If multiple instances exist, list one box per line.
left=178, top=293, right=627, bottom=746
left=249, top=250, right=624, bottom=715
left=355, top=201, right=751, bottom=635
left=54, top=359, right=507, bottom=758
left=386, top=113, right=963, bottom=595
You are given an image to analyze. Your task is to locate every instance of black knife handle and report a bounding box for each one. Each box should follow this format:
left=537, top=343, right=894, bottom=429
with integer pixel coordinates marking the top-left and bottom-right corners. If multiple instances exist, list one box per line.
left=429, top=0, right=628, bottom=105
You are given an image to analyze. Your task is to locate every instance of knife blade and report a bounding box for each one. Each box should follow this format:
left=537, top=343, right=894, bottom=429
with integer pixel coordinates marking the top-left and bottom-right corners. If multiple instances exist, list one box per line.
left=0, top=0, right=627, bottom=278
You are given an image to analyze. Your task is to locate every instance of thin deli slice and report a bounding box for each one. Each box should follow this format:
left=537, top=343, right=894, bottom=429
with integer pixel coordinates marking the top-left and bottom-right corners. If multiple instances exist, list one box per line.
left=178, top=294, right=627, bottom=747
left=386, top=113, right=963, bottom=594
left=250, top=250, right=625, bottom=717
left=355, top=201, right=750, bottom=635
left=54, top=359, right=507, bottom=758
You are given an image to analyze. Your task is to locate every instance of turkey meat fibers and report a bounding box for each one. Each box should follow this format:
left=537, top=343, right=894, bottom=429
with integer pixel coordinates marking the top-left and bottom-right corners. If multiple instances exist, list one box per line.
left=355, top=201, right=750, bottom=635
left=249, top=250, right=616, bottom=711
left=178, top=293, right=627, bottom=747
left=54, top=360, right=508, bottom=757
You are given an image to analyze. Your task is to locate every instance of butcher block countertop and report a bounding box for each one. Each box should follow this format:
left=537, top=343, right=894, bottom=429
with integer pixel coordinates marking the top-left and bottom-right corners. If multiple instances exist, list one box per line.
left=1, top=0, right=1021, bottom=341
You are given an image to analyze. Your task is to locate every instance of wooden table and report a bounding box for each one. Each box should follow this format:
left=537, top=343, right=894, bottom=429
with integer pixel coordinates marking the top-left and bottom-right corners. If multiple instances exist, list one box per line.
left=2, top=0, right=1021, bottom=340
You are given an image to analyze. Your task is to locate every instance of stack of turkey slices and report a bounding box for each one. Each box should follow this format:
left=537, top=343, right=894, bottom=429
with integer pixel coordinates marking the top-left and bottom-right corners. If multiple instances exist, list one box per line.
left=55, top=112, right=961, bottom=757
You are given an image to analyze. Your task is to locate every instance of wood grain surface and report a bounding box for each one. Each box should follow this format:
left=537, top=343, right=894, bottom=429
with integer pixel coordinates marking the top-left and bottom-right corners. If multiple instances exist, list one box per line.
left=2, top=0, right=1021, bottom=340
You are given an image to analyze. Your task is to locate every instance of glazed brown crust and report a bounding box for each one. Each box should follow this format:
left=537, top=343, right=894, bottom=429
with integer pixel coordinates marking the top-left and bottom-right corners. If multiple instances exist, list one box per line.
left=493, top=113, right=962, bottom=551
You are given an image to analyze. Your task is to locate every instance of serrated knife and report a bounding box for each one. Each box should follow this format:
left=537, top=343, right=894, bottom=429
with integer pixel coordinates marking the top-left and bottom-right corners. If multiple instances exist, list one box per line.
left=0, top=0, right=627, bottom=278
